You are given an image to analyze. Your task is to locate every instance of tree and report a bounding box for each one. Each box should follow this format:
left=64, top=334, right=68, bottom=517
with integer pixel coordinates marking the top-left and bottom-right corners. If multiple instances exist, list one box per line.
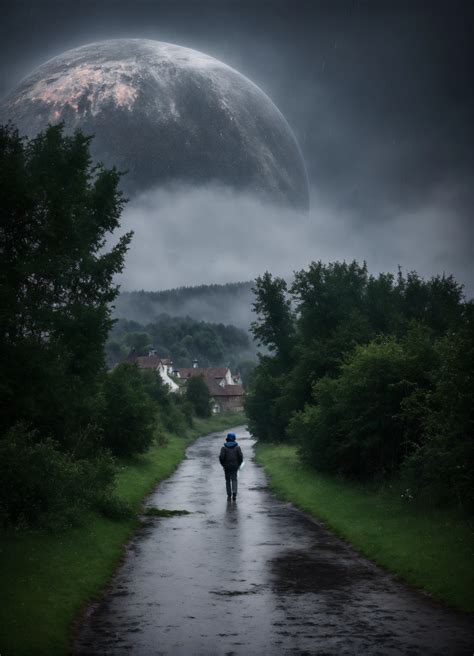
left=0, top=123, right=132, bottom=526
left=105, top=339, right=126, bottom=368
left=401, top=306, right=474, bottom=510
left=101, top=364, right=156, bottom=457
left=244, top=356, right=290, bottom=442
left=185, top=375, right=212, bottom=418
left=291, top=338, right=423, bottom=478
left=291, top=260, right=369, bottom=344
left=124, top=331, right=151, bottom=354
left=0, top=123, right=132, bottom=445
left=251, top=272, right=294, bottom=360
left=107, top=315, right=253, bottom=369
left=246, top=273, right=296, bottom=439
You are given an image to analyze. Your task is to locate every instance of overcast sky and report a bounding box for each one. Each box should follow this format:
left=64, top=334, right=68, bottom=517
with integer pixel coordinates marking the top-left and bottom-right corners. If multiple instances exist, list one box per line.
left=1, top=0, right=473, bottom=294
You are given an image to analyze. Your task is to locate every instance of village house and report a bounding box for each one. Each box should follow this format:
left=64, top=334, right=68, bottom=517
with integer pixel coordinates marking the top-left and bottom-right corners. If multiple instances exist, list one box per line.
left=127, top=350, right=180, bottom=392
left=174, top=362, right=245, bottom=413
left=128, top=353, right=245, bottom=412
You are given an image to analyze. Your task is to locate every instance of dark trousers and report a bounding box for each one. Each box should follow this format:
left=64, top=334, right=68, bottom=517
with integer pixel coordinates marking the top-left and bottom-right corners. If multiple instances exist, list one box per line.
left=225, top=468, right=238, bottom=497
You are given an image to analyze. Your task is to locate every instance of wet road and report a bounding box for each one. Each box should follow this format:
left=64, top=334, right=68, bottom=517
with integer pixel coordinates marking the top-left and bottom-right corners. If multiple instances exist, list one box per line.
left=74, top=427, right=474, bottom=655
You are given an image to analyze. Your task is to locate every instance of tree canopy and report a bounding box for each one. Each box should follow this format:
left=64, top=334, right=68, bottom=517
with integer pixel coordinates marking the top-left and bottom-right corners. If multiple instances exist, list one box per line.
left=0, top=123, right=134, bottom=528
left=185, top=375, right=212, bottom=418
left=0, top=123, right=132, bottom=444
left=246, top=260, right=473, bottom=512
left=106, top=314, right=256, bottom=385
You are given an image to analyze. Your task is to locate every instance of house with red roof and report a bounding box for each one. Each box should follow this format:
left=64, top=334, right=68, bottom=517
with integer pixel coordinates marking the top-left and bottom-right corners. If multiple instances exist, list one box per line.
left=175, top=362, right=245, bottom=413
left=127, top=351, right=179, bottom=392
left=126, top=353, right=245, bottom=412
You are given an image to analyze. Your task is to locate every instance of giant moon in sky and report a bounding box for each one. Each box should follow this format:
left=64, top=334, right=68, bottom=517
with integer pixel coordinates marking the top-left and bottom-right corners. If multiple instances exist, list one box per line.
left=0, top=39, right=309, bottom=209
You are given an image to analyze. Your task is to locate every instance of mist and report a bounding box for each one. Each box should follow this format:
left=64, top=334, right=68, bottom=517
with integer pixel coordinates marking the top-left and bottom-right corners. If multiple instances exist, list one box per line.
left=114, top=183, right=473, bottom=298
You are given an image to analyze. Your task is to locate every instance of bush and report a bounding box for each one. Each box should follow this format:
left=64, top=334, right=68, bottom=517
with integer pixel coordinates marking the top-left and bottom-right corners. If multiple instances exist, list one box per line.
left=400, top=320, right=474, bottom=511
left=0, top=424, right=116, bottom=530
left=291, top=338, right=422, bottom=479
left=138, top=370, right=192, bottom=437
left=101, top=364, right=157, bottom=457
left=163, top=396, right=194, bottom=434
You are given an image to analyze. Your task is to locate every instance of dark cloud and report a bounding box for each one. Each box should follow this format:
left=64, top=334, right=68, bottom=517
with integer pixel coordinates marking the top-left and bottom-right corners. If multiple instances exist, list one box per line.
left=1, top=0, right=473, bottom=292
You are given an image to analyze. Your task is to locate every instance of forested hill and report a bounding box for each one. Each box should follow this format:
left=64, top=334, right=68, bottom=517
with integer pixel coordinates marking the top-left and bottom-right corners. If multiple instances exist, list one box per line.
left=113, top=282, right=255, bottom=330
left=106, top=315, right=257, bottom=382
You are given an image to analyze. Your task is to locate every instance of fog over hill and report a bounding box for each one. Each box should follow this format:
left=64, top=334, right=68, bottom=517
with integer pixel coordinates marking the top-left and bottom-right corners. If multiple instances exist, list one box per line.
left=113, top=281, right=256, bottom=331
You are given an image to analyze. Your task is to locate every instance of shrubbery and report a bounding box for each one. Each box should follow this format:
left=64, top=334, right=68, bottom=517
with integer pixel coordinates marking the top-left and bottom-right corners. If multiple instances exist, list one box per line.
left=291, top=336, right=429, bottom=478
left=247, top=260, right=472, bottom=511
left=400, top=320, right=474, bottom=512
left=100, top=363, right=194, bottom=457
left=0, top=425, right=116, bottom=530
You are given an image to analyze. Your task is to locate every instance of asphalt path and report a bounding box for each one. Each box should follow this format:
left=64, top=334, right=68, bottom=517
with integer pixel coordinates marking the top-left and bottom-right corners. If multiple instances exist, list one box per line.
left=74, top=426, right=474, bottom=655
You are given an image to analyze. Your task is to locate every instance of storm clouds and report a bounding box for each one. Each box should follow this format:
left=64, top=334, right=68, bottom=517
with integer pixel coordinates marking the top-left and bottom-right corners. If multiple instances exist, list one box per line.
left=1, top=1, right=473, bottom=293
left=114, top=182, right=472, bottom=294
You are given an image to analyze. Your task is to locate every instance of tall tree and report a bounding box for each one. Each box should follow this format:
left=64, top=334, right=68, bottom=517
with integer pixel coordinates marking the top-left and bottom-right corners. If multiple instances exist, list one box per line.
left=101, top=364, right=156, bottom=457
left=0, top=123, right=132, bottom=445
left=185, top=375, right=212, bottom=418
left=250, top=272, right=294, bottom=361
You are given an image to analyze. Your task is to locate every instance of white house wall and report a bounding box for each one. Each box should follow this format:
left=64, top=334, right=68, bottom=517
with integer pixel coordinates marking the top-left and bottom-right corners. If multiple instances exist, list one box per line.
left=158, top=363, right=180, bottom=392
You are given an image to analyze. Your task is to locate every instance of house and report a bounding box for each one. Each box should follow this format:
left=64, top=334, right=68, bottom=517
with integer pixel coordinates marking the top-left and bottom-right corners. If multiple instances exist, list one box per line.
left=129, top=351, right=180, bottom=392
left=125, top=353, right=245, bottom=411
left=175, top=363, right=245, bottom=413
left=207, top=380, right=246, bottom=413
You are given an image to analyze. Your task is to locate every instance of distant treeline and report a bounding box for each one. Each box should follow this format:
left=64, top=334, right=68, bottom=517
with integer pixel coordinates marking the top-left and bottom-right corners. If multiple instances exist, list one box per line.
left=113, top=282, right=255, bottom=330
left=246, top=261, right=473, bottom=513
left=107, top=315, right=257, bottom=384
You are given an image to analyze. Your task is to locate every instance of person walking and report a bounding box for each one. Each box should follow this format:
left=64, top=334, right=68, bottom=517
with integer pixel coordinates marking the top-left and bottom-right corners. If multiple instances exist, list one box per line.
left=219, top=432, right=243, bottom=500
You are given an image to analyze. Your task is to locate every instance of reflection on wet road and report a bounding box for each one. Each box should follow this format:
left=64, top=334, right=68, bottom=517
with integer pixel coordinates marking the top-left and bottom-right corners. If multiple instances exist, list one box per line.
left=74, top=427, right=474, bottom=655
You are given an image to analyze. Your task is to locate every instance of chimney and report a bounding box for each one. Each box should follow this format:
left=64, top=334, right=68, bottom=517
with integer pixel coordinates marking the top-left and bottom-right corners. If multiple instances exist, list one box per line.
left=148, top=348, right=157, bottom=357
left=193, top=359, right=198, bottom=369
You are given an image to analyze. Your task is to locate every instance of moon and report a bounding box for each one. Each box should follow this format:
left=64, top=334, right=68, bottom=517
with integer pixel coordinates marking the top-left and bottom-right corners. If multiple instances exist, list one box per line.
left=0, top=39, right=309, bottom=209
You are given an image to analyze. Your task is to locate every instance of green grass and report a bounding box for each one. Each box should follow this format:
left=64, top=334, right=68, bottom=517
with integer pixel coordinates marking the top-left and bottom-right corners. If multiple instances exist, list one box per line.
left=255, top=443, right=474, bottom=613
left=0, top=411, right=245, bottom=656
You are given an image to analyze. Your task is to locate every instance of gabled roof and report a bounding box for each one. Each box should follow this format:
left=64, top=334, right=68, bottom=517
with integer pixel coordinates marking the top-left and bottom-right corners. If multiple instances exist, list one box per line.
left=135, top=356, right=171, bottom=369
left=207, top=380, right=245, bottom=398
left=178, top=367, right=229, bottom=379
left=215, top=384, right=245, bottom=398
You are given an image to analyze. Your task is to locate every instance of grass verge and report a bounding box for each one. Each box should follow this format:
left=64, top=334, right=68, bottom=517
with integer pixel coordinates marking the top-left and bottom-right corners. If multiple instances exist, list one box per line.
left=255, top=443, right=474, bottom=613
left=0, top=411, right=245, bottom=656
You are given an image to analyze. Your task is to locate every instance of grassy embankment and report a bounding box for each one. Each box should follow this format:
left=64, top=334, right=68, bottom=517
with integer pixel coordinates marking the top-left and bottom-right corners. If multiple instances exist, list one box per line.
left=0, top=411, right=245, bottom=656
left=256, top=443, right=474, bottom=613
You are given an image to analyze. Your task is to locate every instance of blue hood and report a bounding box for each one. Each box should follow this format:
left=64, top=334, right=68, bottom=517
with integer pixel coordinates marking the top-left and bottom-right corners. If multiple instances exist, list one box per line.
left=224, top=441, right=239, bottom=448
